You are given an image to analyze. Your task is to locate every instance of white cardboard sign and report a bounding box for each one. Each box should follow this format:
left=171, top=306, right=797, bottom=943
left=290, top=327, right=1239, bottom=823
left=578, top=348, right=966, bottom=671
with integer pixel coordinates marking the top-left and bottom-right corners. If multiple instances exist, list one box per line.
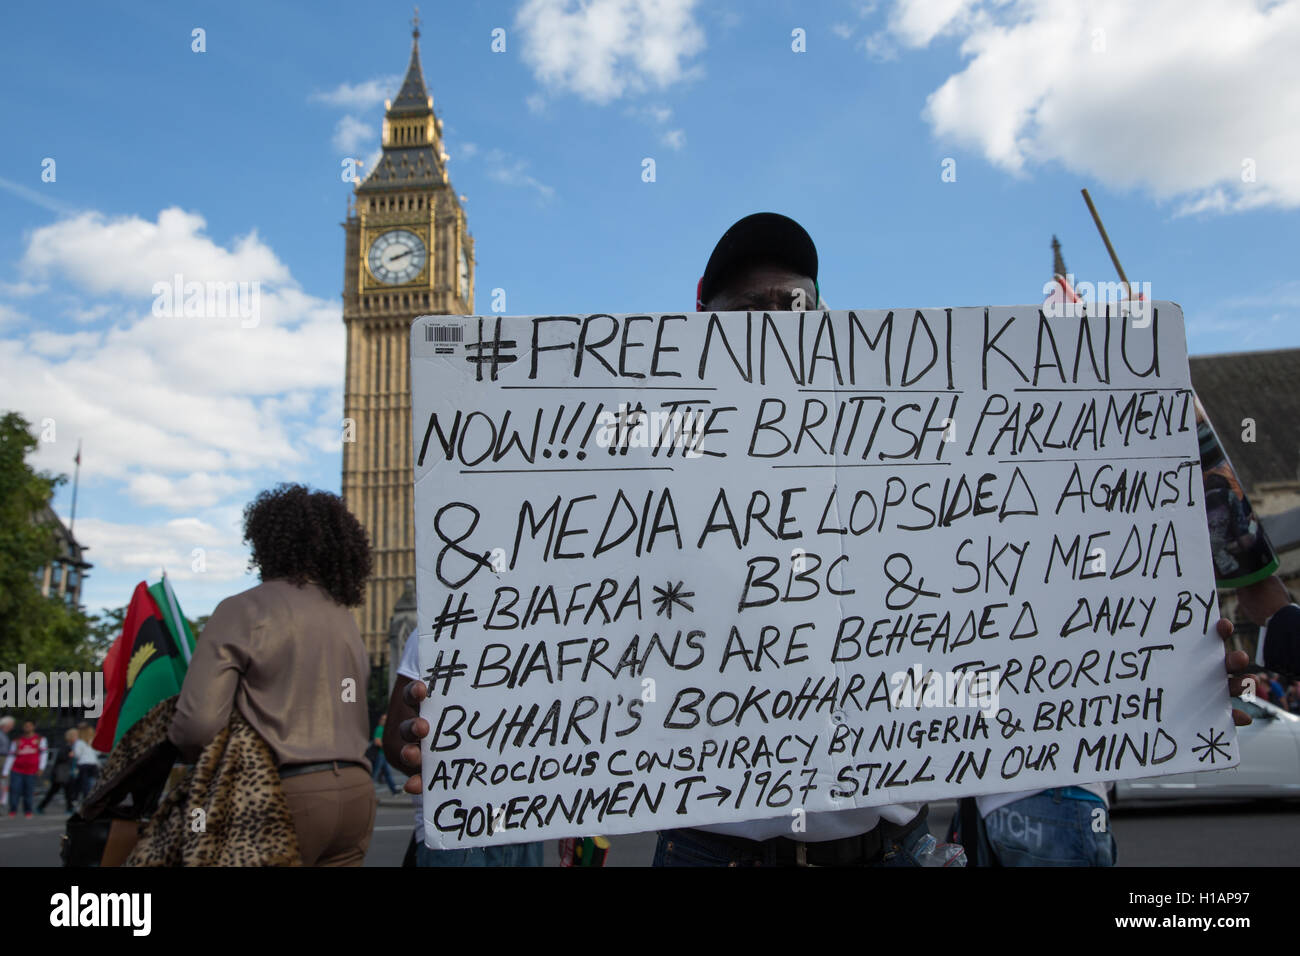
left=411, top=304, right=1237, bottom=848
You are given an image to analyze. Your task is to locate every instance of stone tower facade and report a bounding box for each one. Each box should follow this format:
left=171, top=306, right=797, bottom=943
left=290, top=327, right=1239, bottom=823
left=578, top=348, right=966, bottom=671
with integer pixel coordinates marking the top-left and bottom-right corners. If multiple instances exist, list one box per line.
left=342, top=21, right=474, bottom=661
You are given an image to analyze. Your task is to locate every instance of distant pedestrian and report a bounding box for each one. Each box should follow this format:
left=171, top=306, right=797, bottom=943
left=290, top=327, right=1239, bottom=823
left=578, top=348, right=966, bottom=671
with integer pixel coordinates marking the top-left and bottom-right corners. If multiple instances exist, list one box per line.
left=4, top=722, right=47, bottom=818
left=1268, top=673, right=1287, bottom=708
left=73, top=723, right=100, bottom=803
left=0, top=715, right=12, bottom=807
left=371, top=715, right=400, bottom=795
left=38, top=729, right=79, bottom=815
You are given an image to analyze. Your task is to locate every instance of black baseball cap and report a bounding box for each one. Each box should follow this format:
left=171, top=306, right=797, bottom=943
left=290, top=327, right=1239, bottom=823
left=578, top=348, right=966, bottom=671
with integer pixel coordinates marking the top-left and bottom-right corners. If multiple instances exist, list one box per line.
left=697, top=212, right=819, bottom=309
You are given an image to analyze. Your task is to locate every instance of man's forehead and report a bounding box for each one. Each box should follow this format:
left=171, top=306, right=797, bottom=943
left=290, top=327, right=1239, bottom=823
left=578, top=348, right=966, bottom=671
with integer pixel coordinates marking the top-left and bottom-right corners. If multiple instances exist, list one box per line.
left=716, top=261, right=814, bottom=294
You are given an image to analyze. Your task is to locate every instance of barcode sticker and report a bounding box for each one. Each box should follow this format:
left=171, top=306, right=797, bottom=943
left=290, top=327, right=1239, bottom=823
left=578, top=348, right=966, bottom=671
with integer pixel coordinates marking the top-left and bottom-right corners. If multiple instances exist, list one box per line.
left=427, top=324, right=463, bottom=343
left=425, top=322, right=463, bottom=354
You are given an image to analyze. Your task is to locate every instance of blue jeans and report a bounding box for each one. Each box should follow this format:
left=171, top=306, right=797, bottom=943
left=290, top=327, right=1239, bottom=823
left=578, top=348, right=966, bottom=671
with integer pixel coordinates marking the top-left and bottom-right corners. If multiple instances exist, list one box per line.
left=371, top=750, right=399, bottom=793
left=76, top=765, right=98, bottom=802
left=7, top=772, right=36, bottom=814
left=416, top=839, right=545, bottom=867
left=982, top=788, right=1116, bottom=866
left=652, top=824, right=929, bottom=867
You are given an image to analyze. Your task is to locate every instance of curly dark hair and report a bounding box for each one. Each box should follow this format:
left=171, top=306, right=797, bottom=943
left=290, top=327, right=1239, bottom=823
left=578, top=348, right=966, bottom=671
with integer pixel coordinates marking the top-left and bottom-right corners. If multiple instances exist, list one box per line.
left=242, top=483, right=373, bottom=607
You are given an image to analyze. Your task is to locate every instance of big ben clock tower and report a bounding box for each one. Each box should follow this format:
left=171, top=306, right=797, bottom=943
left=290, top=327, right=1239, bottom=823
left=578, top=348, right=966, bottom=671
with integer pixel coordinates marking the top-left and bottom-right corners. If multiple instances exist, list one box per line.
left=342, top=15, right=474, bottom=661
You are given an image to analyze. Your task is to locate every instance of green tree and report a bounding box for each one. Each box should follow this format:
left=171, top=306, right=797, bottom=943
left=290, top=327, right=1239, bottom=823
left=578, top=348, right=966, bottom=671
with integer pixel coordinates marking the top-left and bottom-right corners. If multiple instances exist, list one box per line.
left=0, top=412, right=95, bottom=716
left=86, top=604, right=126, bottom=662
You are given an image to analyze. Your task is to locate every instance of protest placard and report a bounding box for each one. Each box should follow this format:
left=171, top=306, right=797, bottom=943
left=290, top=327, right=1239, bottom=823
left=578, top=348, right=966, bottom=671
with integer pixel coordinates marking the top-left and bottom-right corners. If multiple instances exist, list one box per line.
left=410, top=304, right=1237, bottom=848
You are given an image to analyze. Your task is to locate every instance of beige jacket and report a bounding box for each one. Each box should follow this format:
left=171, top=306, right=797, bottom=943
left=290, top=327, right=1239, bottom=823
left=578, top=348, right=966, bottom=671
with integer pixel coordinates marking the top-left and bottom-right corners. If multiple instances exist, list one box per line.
left=169, top=579, right=371, bottom=769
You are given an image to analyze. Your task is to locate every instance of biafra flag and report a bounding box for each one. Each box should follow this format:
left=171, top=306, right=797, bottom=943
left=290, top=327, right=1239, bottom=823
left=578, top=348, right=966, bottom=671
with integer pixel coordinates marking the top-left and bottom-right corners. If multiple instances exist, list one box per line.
left=93, top=578, right=196, bottom=752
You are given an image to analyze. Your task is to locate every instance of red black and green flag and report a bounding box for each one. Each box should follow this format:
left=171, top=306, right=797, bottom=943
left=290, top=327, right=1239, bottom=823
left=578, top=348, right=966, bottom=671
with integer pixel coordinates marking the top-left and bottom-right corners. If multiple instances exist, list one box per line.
left=93, top=577, right=196, bottom=752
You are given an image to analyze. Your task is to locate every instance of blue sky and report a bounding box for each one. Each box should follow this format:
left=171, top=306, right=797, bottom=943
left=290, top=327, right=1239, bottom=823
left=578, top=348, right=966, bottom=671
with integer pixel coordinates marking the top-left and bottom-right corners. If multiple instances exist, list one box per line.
left=2, top=0, right=1297, bottom=618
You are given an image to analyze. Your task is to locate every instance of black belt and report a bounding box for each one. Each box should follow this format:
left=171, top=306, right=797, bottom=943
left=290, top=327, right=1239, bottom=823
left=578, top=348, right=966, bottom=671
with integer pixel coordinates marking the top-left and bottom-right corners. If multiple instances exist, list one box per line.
left=278, top=760, right=367, bottom=780
left=684, top=806, right=928, bottom=866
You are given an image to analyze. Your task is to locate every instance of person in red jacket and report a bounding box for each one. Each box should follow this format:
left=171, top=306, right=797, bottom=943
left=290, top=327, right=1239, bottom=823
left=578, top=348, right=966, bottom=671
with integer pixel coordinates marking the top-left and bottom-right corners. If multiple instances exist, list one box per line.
left=4, top=722, right=47, bottom=818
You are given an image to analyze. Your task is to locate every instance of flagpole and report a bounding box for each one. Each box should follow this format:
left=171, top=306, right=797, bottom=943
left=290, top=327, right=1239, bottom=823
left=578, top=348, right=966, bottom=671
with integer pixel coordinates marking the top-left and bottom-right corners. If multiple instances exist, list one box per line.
left=1080, top=188, right=1132, bottom=303
left=69, top=439, right=82, bottom=537
left=161, top=569, right=193, bottom=663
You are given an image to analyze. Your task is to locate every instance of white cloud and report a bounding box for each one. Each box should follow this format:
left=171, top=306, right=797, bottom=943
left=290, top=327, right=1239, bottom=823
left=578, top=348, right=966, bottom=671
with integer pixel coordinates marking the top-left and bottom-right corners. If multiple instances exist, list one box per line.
left=483, top=149, right=556, bottom=200
left=333, top=115, right=375, bottom=154
left=883, top=0, right=1300, bottom=212
left=71, top=514, right=250, bottom=584
left=0, top=280, right=45, bottom=297
left=23, top=208, right=290, bottom=296
left=515, top=0, right=706, bottom=103
left=832, top=22, right=854, bottom=39
left=67, top=303, right=112, bottom=323
left=2, top=207, right=346, bottom=613
left=309, top=76, right=401, bottom=110
left=25, top=329, right=101, bottom=357
left=0, top=206, right=342, bottom=486
left=0, top=303, right=32, bottom=326
left=125, top=472, right=252, bottom=510
left=628, top=104, right=687, bottom=151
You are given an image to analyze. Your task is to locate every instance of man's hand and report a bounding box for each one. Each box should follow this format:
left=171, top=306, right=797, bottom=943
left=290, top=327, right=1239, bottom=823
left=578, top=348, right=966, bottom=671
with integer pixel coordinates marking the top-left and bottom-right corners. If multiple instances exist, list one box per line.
left=399, top=678, right=430, bottom=794
left=1218, top=617, right=1252, bottom=726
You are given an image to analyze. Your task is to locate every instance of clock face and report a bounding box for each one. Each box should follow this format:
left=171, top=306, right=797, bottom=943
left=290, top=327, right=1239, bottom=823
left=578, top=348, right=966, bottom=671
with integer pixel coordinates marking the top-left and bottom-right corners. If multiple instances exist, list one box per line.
left=368, top=229, right=426, bottom=285
left=458, top=247, right=469, bottom=295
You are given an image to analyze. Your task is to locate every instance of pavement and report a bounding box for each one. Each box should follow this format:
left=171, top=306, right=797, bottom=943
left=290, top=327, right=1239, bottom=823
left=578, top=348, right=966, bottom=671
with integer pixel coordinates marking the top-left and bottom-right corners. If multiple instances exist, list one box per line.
left=4, top=783, right=1298, bottom=866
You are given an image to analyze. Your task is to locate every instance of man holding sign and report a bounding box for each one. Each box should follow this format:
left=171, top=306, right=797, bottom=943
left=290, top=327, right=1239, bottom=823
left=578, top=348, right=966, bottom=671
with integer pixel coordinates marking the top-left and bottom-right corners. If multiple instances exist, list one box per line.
left=394, top=212, right=1253, bottom=867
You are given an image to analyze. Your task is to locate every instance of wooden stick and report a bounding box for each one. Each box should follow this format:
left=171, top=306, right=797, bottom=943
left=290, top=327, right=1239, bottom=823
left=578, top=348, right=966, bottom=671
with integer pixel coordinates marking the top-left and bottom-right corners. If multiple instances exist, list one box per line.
left=1081, top=188, right=1131, bottom=303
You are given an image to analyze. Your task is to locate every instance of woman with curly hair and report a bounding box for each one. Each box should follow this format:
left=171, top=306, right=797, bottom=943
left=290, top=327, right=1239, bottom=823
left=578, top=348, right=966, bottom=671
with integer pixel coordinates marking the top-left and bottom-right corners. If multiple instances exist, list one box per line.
left=169, top=483, right=377, bottom=866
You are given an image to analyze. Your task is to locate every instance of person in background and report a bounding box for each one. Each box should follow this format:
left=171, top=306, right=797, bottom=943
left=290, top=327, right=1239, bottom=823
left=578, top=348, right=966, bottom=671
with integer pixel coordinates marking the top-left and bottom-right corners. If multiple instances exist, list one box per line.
left=0, top=715, right=12, bottom=808
left=1237, top=574, right=1300, bottom=674
left=38, top=729, right=79, bottom=815
left=4, top=721, right=47, bottom=818
left=169, top=483, right=377, bottom=866
left=371, top=714, right=400, bottom=795
left=73, top=722, right=100, bottom=804
left=1267, top=672, right=1287, bottom=707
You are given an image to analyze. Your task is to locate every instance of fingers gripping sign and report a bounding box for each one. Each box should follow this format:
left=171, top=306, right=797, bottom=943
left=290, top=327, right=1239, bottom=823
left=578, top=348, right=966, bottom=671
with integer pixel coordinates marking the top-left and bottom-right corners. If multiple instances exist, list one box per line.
left=400, top=678, right=431, bottom=794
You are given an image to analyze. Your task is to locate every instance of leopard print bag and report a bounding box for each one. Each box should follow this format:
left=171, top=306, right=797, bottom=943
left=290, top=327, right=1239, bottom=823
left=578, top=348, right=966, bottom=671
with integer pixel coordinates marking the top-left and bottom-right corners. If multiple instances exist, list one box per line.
left=125, top=705, right=301, bottom=867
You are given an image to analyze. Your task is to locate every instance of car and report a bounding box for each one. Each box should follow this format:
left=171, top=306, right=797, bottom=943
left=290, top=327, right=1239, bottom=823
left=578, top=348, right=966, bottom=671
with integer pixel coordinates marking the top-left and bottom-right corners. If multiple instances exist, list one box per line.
left=1113, top=697, right=1300, bottom=805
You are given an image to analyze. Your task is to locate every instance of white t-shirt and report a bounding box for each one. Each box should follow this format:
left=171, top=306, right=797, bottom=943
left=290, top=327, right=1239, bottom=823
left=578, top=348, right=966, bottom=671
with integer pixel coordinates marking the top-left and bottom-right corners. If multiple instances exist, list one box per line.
left=399, top=630, right=917, bottom=843
left=73, top=739, right=99, bottom=767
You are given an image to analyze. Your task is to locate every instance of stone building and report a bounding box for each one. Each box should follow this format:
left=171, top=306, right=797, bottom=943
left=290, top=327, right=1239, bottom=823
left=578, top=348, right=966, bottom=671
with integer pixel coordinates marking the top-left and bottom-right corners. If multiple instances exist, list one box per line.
left=341, top=18, right=474, bottom=662
left=36, top=504, right=91, bottom=608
